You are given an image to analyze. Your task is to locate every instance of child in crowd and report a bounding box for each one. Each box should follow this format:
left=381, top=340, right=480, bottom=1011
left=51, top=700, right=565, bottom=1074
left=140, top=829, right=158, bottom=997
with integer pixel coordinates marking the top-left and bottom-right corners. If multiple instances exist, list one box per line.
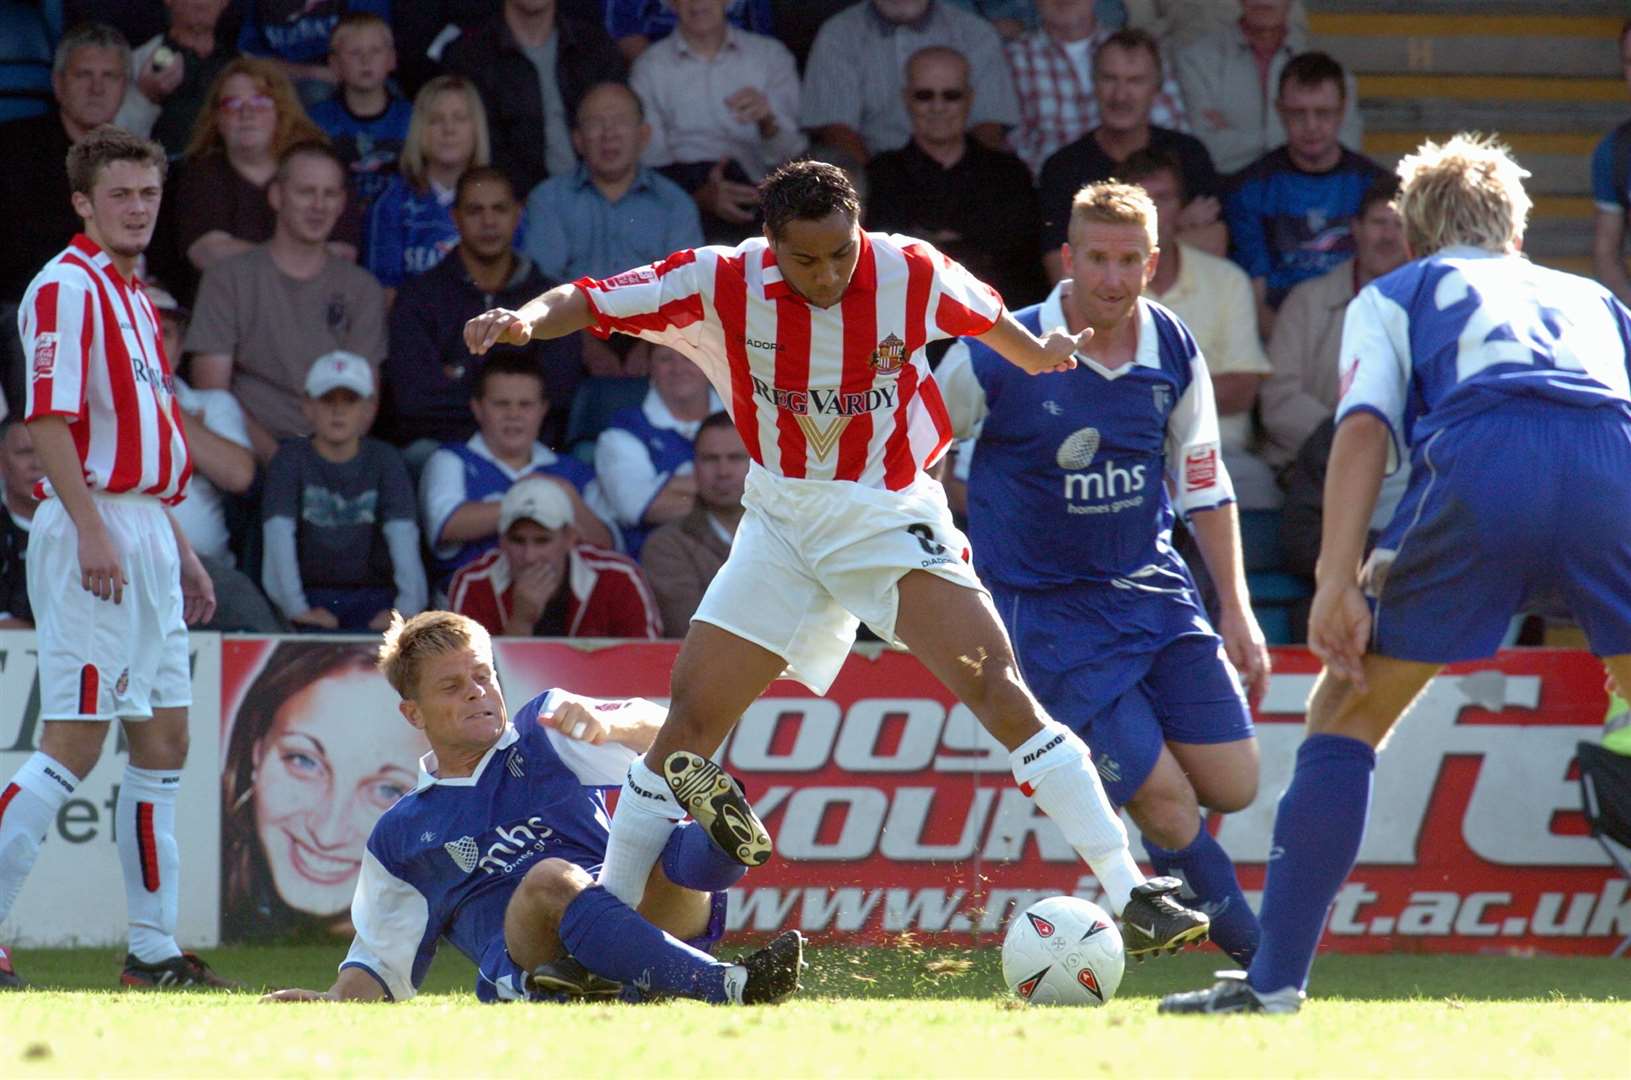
left=309, top=13, right=413, bottom=210
left=262, top=351, right=427, bottom=632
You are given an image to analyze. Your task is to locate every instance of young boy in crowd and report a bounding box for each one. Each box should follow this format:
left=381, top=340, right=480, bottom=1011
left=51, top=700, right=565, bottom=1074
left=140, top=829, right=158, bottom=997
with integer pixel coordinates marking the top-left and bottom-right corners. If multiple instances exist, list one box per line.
left=308, top=13, right=412, bottom=209
left=262, top=351, right=427, bottom=632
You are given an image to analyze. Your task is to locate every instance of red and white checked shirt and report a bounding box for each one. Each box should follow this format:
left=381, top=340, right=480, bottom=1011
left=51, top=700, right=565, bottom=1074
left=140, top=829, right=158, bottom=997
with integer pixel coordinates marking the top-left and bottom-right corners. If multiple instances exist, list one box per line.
left=575, top=232, right=1003, bottom=492
left=1006, top=29, right=1190, bottom=178
left=19, top=234, right=191, bottom=505
left=448, top=544, right=663, bottom=639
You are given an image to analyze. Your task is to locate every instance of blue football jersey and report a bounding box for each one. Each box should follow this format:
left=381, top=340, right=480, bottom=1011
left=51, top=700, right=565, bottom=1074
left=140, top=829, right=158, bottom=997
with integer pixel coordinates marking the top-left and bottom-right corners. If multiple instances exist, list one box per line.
left=939, top=287, right=1235, bottom=591
left=339, top=689, right=661, bottom=1000
left=1337, top=247, right=1631, bottom=473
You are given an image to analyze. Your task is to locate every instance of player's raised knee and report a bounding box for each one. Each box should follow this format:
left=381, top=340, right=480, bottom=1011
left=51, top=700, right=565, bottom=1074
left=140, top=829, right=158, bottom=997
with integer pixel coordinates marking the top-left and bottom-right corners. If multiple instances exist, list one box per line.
left=518, top=858, right=593, bottom=916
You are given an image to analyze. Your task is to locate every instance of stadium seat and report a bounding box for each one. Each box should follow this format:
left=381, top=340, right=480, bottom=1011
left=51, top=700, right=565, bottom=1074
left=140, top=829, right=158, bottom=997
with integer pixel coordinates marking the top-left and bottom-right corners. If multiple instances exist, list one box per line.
left=1576, top=740, right=1631, bottom=958
left=565, top=376, right=649, bottom=455
left=0, top=1, right=53, bottom=124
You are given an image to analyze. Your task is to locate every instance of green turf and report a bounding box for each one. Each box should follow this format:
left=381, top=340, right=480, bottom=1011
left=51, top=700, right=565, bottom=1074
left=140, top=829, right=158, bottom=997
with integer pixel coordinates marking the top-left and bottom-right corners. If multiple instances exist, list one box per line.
left=3, top=946, right=1626, bottom=1077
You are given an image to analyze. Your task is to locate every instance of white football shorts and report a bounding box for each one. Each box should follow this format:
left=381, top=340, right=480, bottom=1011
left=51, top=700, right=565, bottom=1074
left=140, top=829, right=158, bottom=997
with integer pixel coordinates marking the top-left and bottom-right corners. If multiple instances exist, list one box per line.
left=693, top=464, right=985, bottom=693
left=27, top=492, right=191, bottom=720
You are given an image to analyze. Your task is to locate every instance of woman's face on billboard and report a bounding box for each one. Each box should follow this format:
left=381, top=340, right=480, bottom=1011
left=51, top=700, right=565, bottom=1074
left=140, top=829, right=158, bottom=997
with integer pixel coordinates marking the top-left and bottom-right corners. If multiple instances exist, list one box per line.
left=251, top=668, right=427, bottom=916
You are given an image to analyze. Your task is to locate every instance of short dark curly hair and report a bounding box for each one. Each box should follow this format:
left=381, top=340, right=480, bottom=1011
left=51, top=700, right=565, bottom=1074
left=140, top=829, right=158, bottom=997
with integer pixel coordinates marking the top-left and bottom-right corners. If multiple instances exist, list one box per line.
left=67, top=124, right=167, bottom=195
left=759, top=160, right=860, bottom=239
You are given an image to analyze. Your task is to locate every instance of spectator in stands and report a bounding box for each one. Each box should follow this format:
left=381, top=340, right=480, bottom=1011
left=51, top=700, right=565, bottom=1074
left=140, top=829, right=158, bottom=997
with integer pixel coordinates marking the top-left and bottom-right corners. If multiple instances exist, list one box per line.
left=1126, top=0, right=1308, bottom=51
left=640, top=411, right=746, bottom=638
left=630, top=0, right=804, bottom=243
left=1591, top=19, right=1631, bottom=307
left=365, top=75, right=492, bottom=293
left=0, top=417, right=41, bottom=628
left=237, top=0, right=392, bottom=107
left=169, top=58, right=334, bottom=279
left=386, top=167, right=584, bottom=454
left=146, top=286, right=286, bottom=633
left=867, top=46, right=1045, bottom=307
left=0, top=23, right=129, bottom=303
left=115, top=0, right=237, bottom=160
left=443, top=0, right=627, bottom=196
left=308, top=13, right=413, bottom=210
left=448, top=474, right=662, bottom=637
left=188, top=141, right=387, bottom=460
left=419, top=353, right=614, bottom=588
left=1260, top=178, right=1405, bottom=471
left=1222, top=52, right=1385, bottom=338
left=1038, top=27, right=1219, bottom=281
left=1118, top=149, right=1276, bottom=508
left=523, top=81, right=703, bottom=284
left=1176, top=0, right=1359, bottom=176
left=1007, top=0, right=1186, bottom=179
left=607, top=0, right=774, bottom=62
left=262, top=351, right=426, bottom=632
left=799, top=0, right=1019, bottom=168
left=594, top=344, right=721, bottom=558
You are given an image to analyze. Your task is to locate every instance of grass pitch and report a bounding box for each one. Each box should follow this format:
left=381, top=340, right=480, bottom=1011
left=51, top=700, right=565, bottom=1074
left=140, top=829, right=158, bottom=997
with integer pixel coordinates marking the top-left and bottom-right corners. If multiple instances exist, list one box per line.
left=2, top=944, right=1625, bottom=1078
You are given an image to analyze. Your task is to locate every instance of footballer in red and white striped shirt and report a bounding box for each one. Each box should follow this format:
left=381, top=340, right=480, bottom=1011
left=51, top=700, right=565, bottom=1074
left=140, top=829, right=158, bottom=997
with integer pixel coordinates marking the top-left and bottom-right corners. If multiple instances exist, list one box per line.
left=0, top=125, right=230, bottom=991
left=462, top=163, right=1198, bottom=949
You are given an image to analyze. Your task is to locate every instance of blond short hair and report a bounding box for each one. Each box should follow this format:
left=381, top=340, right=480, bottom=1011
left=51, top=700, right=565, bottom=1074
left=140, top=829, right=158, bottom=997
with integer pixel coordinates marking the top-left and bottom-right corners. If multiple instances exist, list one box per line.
left=377, top=610, right=493, bottom=700
left=1068, top=181, right=1158, bottom=249
left=1394, top=133, right=1531, bottom=257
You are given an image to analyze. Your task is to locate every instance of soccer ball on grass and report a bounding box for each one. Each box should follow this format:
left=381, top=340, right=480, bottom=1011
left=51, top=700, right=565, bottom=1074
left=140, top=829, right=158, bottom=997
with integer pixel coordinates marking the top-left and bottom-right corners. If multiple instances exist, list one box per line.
left=1000, top=896, right=1125, bottom=1006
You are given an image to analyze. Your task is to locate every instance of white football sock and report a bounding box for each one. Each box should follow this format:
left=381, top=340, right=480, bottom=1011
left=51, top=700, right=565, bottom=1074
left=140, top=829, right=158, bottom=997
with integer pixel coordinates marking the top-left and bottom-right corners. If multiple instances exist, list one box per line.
left=1010, top=723, right=1145, bottom=916
left=0, top=753, right=79, bottom=922
left=117, top=765, right=182, bottom=964
left=597, top=759, right=685, bottom=907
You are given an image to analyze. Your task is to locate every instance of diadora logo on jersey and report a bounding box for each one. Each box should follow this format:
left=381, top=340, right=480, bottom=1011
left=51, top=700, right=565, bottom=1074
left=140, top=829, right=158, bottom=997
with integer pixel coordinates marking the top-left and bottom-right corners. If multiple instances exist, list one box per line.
left=1042, top=400, right=1063, bottom=416
left=744, top=337, right=783, bottom=351
left=869, top=332, right=907, bottom=374
left=32, top=333, right=57, bottom=378
left=1026, top=911, right=1056, bottom=938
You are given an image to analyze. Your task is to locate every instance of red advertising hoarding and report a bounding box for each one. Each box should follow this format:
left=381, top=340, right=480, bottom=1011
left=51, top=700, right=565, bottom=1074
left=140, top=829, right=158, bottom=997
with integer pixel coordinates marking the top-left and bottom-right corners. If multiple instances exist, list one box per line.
left=490, top=641, right=1626, bottom=955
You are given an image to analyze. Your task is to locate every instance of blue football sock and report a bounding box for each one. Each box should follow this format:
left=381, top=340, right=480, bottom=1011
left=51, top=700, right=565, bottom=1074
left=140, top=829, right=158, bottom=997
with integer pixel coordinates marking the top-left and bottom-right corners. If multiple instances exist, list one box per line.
left=559, top=885, right=734, bottom=1003
left=661, top=822, right=749, bottom=892
left=1145, top=820, right=1260, bottom=967
left=1247, top=734, right=1376, bottom=995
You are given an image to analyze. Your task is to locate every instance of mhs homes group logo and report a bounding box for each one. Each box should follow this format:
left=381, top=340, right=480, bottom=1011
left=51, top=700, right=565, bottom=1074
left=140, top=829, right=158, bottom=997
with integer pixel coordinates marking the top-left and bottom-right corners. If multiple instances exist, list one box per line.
left=445, top=816, right=555, bottom=876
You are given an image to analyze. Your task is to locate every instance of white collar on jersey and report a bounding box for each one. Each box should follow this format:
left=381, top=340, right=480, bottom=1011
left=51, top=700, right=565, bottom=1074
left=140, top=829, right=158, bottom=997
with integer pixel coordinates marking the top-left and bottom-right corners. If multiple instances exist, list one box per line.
left=414, top=722, right=520, bottom=791
left=1039, top=281, right=1162, bottom=381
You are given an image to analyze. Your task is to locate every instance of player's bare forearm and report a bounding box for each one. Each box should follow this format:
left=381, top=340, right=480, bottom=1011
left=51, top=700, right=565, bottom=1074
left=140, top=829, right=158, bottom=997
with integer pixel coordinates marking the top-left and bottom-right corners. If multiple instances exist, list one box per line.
left=465, top=285, right=593, bottom=355
left=975, top=310, right=1085, bottom=375
left=1188, top=502, right=1251, bottom=617
left=262, top=965, right=388, bottom=1003
left=162, top=507, right=195, bottom=562
left=26, top=416, right=102, bottom=534
left=1315, top=412, right=1390, bottom=588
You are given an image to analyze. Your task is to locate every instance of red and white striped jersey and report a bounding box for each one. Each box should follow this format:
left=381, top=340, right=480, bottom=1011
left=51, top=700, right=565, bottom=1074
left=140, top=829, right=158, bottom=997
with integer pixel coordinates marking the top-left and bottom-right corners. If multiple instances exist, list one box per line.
left=574, top=231, right=1003, bottom=491
left=19, top=234, right=192, bottom=505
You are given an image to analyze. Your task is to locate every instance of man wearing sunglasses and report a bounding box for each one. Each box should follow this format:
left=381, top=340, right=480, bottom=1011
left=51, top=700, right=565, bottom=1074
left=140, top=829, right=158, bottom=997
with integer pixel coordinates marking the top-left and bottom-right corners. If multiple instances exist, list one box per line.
left=865, top=47, right=1046, bottom=309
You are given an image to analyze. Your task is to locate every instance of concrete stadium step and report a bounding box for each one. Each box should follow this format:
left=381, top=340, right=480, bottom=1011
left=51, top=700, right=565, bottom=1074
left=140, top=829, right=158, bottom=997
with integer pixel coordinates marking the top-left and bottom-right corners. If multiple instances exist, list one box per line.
left=1362, top=132, right=1598, bottom=197
left=1312, top=14, right=1621, bottom=78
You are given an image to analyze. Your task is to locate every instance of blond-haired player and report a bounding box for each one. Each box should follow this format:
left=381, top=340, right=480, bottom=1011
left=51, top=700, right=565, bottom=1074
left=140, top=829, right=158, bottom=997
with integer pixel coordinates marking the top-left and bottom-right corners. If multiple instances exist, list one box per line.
left=1164, top=134, right=1631, bottom=1013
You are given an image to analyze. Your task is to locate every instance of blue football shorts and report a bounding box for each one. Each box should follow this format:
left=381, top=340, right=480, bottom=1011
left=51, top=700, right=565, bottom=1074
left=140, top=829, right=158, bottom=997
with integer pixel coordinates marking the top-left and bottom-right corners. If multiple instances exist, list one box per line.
left=1368, top=402, right=1631, bottom=662
left=996, top=584, right=1254, bottom=806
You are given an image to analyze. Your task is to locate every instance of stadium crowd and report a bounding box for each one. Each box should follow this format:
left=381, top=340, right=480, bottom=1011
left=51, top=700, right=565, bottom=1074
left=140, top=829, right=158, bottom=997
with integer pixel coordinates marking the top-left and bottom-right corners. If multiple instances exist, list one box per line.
left=0, top=0, right=1483, bottom=645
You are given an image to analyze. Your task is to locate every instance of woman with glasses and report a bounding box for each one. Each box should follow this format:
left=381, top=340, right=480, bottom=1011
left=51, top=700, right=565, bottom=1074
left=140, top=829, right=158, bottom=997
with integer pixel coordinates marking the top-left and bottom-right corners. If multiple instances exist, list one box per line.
left=170, top=57, right=331, bottom=278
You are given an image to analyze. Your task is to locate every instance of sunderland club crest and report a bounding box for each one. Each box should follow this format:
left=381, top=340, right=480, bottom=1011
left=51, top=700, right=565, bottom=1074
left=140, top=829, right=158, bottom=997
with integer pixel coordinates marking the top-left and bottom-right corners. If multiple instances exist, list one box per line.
left=870, top=332, right=907, bottom=374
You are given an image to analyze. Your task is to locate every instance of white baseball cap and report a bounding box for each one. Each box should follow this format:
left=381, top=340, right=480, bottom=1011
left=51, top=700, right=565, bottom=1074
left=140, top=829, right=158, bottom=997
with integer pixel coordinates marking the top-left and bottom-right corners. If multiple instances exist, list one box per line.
left=305, top=350, right=375, bottom=398
left=499, top=475, right=574, bottom=533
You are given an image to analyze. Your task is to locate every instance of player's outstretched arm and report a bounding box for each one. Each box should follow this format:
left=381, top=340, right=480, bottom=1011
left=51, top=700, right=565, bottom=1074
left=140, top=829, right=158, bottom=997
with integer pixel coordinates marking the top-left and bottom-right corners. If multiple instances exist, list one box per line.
left=1309, top=412, right=1390, bottom=688
left=974, top=310, right=1088, bottom=376
left=463, top=284, right=595, bottom=355
left=260, top=965, right=389, bottom=1003
left=543, top=698, right=664, bottom=753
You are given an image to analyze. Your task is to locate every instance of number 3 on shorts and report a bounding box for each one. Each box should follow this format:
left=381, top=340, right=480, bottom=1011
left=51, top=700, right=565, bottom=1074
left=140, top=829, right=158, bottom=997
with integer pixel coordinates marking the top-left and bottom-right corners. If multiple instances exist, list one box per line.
left=907, top=523, right=945, bottom=556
